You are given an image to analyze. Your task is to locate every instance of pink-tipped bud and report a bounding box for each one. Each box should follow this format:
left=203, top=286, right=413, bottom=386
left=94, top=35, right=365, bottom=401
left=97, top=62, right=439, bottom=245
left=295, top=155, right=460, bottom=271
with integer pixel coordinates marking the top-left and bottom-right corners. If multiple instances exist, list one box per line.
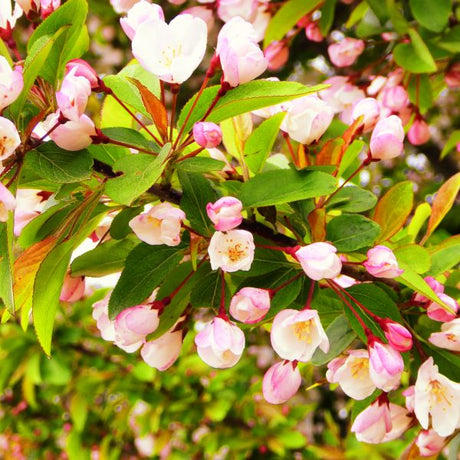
left=368, top=338, right=404, bottom=391
left=230, top=287, right=271, bottom=324
left=364, top=245, right=404, bottom=278
left=295, top=242, right=342, bottom=281
left=426, top=293, right=458, bottom=323
left=40, top=0, right=60, bottom=19
left=370, top=115, right=405, bottom=160
left=413, top=276, right=444, bottom=303
left=262, top=361, right=301, bottom=404
left=65, top=59, right=99, bottom=89
left=193, top=121, right=222, bottom=148
left=352, top=97, right=380, bottom=132
left=305, top=22, right=323, bottom=42
left=381, top=85, right=408, bottom=112
left=416, top=429, right=446, bottom=457
left=328, top=37, right=365, bottom=67
left=382, top=321, right=413, bottom=352
left=264, top=41, right=289, bottom=71
left=141, top=330, right=183, bottom=370
left=59, top=273, right=85, bottom=303
left=206, top=196, right=243, bottom=231
left=407, top=118, right=430, bottom=145
left=45, top=113, right=96, bottom=151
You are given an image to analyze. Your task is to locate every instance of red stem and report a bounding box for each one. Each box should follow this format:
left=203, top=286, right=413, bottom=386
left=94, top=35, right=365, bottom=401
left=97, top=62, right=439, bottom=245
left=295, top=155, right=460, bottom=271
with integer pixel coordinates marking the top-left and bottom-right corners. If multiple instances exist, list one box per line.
left=270, top=272, right=303, bottom=295
left=304, top=280, right=316, bottom=310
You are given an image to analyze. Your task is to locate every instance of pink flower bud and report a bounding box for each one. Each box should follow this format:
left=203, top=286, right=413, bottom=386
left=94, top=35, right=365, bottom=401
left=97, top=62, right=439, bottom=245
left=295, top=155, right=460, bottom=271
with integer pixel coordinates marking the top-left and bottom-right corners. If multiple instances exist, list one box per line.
left=40, top=0, right=60, bottom=19
left=217, top=0, right=258, bottom=23
left=370, top=115, right=405, bottom=160
left=368, top=339, right=404, bottom=391
left=413, top=276, right=444, bottom=303
left=230, top=287, right=271, bottom=323
left=65, top=59, right=99, bottom=89
left=0, top=116, right=21, bottom=162
left=120, top=1, right=164, bottom=40
left=305, top=22, right=323, bottom=42
left=0, top=182, right=16, bottom=222
left=445, top=62, right=460, bottom=88
left=0, top=57, right=23, bottom=111
left=351, top=97, right=380, bottom=132
left=262, top=361, right=301, bottom=404
left=426, top=293, right=458, bottom=322
left=416, top=429, right=446, bottom=457
left=141, top=330, right=183, bottom=370
left=429, top=318, right=460, bottom=352
left=56, top=67, right=91, bottom=122
left=208, top=229, right=255, bottom=272
left=264, top=41, right=289, bottom=71
left=407, top=118, right=430, bottom=145
left=59, top=273, right=85, bottom=303
left=114, top=305, right=159, bottom=352
left=206, top=196, right=243, bottom=232
left=92, top=293, right=116, bottom=341
left=217, top=17, right=268, bottom=87
left=193, top=122, right=222, bottom=148
left=270, top=308, right=329, bottom=362
left=380, top=85, right=408, bottom=111
left=295, top=242, right=342, bottom=280
left=382, top=321, right=413, bottom=352
left=364, top=245, right=403, bottom=278
left=328, top=37, right=365, bottom=67
left=194, top=317, right=245, bottom=368
left=46, top=113, right=96, bottom=151
left=129, top=202, right=186, bottom=247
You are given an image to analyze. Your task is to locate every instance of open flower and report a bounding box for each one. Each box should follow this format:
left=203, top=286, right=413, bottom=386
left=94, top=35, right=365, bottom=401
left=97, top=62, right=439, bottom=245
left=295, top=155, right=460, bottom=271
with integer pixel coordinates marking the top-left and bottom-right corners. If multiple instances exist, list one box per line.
left=295, top=242, right=342, bottom=280
left=263, top=361, right=301, bottom=404
left=0, top=116, right=21, bottom=162
left=195, top=317, right=245, bottom=368
left=206, top=196, right=243, bottom=232
left=129, top=203, right=186, bottom=246
left=132, top=14, right=207, bottom=84
left=208, top=229, right=254, bottom=272
left=230, top=287, right=271, bottom=324
left=414, top=357, right=460, bottom=437
left=0, top=56, right=23, bottom=111
left=364, top=245, right=403, bottom=278
left=429, top=318, right=460, bottom=352
left=0, top=182, right=16, bottom=222
left=270, top=308, right=329, bottom=362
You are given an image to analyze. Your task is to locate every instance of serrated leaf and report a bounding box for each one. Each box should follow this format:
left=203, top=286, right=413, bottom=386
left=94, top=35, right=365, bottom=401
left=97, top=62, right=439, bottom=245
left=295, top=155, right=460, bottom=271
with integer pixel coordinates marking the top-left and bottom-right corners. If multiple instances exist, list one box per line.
left=327, top=186, right=377, bottom=213
left=176, top=157, right=225, bottom=173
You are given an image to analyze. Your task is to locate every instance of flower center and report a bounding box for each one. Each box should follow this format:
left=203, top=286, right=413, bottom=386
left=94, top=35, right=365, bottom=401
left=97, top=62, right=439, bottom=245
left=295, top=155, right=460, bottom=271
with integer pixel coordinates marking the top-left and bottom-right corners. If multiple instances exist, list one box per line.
left=293, top=320, right=312, bottom=342
left=351, top=358, right=369, bottom=379
left=224, top=241, right=248, bottom=262
left=430, top=380, right=452, bottom=406
left=160, top=45, right=182, bottom=68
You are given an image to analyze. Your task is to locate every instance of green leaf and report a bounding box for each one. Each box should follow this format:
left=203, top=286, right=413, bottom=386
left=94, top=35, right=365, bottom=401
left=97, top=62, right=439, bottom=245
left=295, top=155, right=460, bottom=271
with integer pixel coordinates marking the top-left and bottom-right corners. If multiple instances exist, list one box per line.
left=326, top=186, right=377, bottom=213
left=249, top=247, right=292, bottom=276
left=70, top=394, right=88, bottom=432
left=105, top=143, right=170, bottom=206
left=319, top=0, right=337, bottom=35
left=311, top=315, right=356, bottom=366
left=327, top=214, right=381, bottom=252
left=394, top=28, right=437, bottom=73
left=394, top=244, right=431, bottom=274
left=109, top=207, right=143, bottom=240
left=373, top=181, right=413, bottom=242
left=440, top=130, right=460, bottom=159
left=409, top=0, right=451, bottom=33
left=176, top=157, right=225, bottom=173
left=407, top=202, right=431, bottom=241
left=190, top=271, right=226, bottom=310
left=240, top=169, right=337, bottom=208
left=437, top=25, right=460, bottom=53
left=421, top=343, right=460, bottom=382
left=312, top=289, right=346, bottom=328
left=101, top=127, right=158, bottom=152
left=108, top=243, right=185, bottom=319
left=24, top=143, right=93, bottom=184
left=0, top=39, right=13, bottom=65
left=70, top=238, right=137, bottom=277
left=245, top=112, right=286, bottom=174
left=0, top=218, right=15, bottom=313
left=177, top=80, right=328, bottom=135
left=178, top=171, right=218, bottom=236
left=428, top=236, right=460, bottom=276
left=264, top=0, right=323, bottom=47
left=365, top=0, right=389, bottom=23
left=87, top=144, right=128, bottom=166
left=408, top=75, right=433, bottom=114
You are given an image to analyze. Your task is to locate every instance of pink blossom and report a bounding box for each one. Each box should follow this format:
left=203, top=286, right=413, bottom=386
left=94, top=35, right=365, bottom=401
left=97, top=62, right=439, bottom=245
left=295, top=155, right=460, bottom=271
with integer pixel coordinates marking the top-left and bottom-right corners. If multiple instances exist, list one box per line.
left=216, top=17, right=268, bottom=87
left=132, top=14, right=207, bottom=84
left=414, top=357, right=460, bottom=436
left=181, top=6, right=215, bottom=32
left=333, top=274, right=357, bottom=288
left=13, top=189, right=45, bottom=236
left=141, top=330, right=183, bottom=370
left=206, top=197, right=243, bottom=232
left=110, top=0, right=140, bottom=14
left=270, top=308, right=329, bottom=362
left=328, top=38, right=365, bottom=67
left=230, top=287, right=271, bottom=324
left=264, top=41, right=289, bottom=71
left=426, top=293, right=458, bottom=322
left=129, top=202, right=186, bottom=246
left=16, top=0, right=40, bottom=15
left=429, top=318, right=460, bottom=352
left=59, top=273, right=85, bottom=303
left=369, top=115, right=405, bottom=160
left=413, top=276, right=444, bottom=303
left=114, top=305, right=159, bottom=352
left=351, top=97, right=380, bottom=132
left=92, top=293, right=116, bottom=341
left=295, top=242, right=342, bottom=280
left=445, top=62, right=460, bottom=88
left=305, top=22, right=323, bottom=42
left=281, top=94, right=334, bottom=144
left=0, top=116, right=21, bottom=162
left=208, top=229, right=255, bottom=272
left=403, top=385, right=415, bottom=412
left=407, top=118, right=431, bottom=146
left=262, top=361, right=301, bottom=404
left=217, top=0, right=258, bottom=23
left=0, top=0, right=22, bottom=29
left=45, top=113, right=96, bottom=151
left=0, top=57, right=23, bottom=111
left=326, top=349, right=376, bottom=400
left=40, top=0, right=60, bottom=18
left=380, top=85, right=408, bottom=112
left=65, top=59, right=99, bottom=89
left=368, top=339, right=404, bottom=391
left=193, top=122, right=222, bottom=148
left=120, top=1, right=164, bottom=40
left=0, top=182, right=16, bottom=222
left=382, top=321, right=413, bottom=352
left=364, top=245, right=403, bottom=278
left=416, top=429, right=446, bottom=457
left=56, top=67, right=92, bottom=122
left=194, top=317, right=245, bottom=368
left=250, top=5, right=271, bottom=43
